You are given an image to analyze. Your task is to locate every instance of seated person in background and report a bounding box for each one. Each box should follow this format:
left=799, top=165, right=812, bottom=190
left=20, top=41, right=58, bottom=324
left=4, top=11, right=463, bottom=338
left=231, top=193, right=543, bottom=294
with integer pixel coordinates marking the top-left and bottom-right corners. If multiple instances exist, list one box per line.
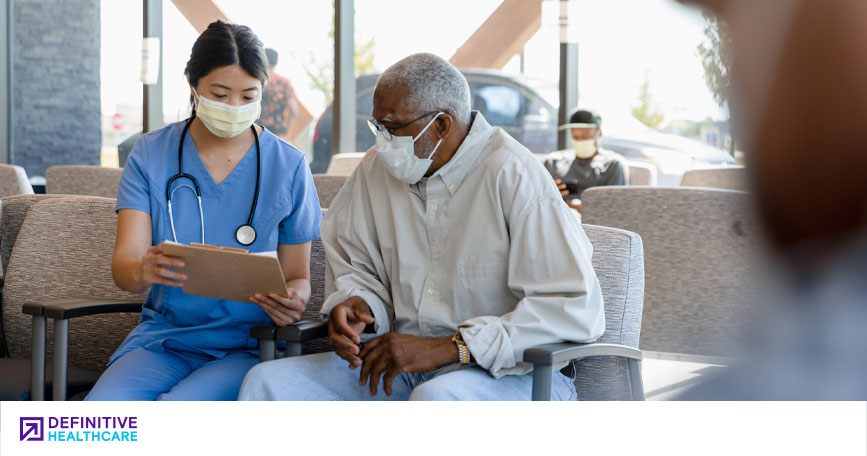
left=544, top=109, right=628, bottom=211
left=240, top=53, right=604, bottom=401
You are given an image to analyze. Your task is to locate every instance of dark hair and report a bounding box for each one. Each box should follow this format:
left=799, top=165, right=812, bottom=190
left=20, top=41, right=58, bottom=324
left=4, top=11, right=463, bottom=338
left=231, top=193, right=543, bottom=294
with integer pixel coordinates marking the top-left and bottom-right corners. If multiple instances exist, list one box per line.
left=265, top=48, right=278, bottom=68
left=184, top=20, right=269, bottom=116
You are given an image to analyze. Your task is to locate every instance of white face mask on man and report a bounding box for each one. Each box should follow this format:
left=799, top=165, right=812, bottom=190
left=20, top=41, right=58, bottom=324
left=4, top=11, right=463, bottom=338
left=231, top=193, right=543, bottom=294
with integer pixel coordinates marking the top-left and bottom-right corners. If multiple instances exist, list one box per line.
left=572, top=139, right=598, bottom=160
left=375, top=112, right=444, bottom=184
left=192, top=87, right=261, bottom=138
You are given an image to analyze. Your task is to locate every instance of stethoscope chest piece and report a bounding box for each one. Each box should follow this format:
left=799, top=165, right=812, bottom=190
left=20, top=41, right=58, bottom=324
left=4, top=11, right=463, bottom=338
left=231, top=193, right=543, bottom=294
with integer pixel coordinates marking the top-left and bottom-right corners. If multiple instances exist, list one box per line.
left=236, top=224, right=257, bottom=246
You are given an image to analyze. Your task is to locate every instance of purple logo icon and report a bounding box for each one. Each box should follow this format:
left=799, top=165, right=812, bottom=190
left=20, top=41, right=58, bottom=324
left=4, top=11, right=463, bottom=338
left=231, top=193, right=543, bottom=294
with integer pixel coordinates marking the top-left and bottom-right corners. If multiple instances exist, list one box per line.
left=20, top=417, right=44, bottom=441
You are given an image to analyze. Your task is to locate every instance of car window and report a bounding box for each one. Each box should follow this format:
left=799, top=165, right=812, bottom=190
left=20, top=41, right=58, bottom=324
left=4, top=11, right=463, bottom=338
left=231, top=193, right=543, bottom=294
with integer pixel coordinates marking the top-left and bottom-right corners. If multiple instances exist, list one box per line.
left=473, top=84, right=522, bottom=127
left=357, top=88, right=374, bottom=115
left=526, top=94, right=553, bottom=121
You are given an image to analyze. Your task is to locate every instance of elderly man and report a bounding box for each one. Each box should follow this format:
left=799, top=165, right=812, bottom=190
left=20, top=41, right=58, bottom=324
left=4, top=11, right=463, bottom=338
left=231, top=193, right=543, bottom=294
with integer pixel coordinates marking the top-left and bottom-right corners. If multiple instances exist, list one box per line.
left=240, top=53, right=604, bottom=401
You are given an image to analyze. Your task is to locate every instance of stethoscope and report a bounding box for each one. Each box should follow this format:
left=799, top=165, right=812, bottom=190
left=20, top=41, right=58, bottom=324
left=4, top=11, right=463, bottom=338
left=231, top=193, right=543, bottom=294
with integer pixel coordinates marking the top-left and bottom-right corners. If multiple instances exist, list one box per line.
left=166, top=116, right=261, bottom=246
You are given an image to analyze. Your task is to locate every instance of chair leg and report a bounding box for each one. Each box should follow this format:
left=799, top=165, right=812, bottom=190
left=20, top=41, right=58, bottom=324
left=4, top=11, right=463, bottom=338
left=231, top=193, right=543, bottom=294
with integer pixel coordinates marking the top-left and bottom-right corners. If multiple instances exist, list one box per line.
left=30, top=316, right=46, bottom=401
left=52, top=319, right=68, bottom=401
left=531, top=364, right=553, bottom=401
left=259, top=339, right=276, bottom=362
left=628, top=358, right=645, bottom=401
left=285, top=342, right=302, bottom=358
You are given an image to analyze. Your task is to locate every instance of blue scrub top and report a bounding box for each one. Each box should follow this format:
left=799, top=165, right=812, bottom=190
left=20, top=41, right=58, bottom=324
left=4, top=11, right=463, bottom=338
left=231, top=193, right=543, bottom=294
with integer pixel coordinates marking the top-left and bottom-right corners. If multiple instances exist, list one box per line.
left=110, top=121, right=322, bottom=363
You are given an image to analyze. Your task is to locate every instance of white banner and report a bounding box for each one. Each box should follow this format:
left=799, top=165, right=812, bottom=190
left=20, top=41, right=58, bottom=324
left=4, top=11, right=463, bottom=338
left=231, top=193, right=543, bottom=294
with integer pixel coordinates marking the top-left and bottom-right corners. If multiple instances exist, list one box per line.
left=1, top=401, right=865, bottom=455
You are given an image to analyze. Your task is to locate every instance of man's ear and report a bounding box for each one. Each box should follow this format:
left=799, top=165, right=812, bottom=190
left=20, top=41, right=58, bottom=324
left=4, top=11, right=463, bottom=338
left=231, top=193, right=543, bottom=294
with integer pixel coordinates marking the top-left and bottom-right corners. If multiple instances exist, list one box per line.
left=436, top=113, right=453, bottom=140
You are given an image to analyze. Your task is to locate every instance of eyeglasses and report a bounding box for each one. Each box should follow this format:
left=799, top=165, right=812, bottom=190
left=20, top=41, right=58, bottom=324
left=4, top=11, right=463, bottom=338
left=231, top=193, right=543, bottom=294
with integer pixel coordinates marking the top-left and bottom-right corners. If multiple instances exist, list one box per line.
left=367, top=111, right=439, bottom=141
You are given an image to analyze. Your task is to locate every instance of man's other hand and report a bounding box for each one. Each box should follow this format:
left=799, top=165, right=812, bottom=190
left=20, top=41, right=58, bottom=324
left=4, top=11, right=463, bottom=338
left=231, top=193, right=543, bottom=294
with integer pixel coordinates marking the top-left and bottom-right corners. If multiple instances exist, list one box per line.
left=328, top=297, right=375, bottom=368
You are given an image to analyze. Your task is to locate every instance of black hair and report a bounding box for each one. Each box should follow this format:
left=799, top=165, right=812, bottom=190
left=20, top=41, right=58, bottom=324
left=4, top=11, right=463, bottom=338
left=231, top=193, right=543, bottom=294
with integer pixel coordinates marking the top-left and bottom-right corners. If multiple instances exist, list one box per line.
left=184, top=20, right=269, bottom=117
left=265, top=48, right=278, bottom=68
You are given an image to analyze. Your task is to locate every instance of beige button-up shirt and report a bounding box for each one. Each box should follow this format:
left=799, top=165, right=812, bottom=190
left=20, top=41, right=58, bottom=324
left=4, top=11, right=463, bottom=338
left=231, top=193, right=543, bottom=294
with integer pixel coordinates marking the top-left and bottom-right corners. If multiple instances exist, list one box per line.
left=320, top=112, right=605, bottom=378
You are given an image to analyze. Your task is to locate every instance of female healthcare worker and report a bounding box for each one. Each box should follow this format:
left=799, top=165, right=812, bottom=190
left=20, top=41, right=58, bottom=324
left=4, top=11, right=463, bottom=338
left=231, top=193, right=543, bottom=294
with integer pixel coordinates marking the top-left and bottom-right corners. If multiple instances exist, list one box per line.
left=85, top=21, right=321, bottom=400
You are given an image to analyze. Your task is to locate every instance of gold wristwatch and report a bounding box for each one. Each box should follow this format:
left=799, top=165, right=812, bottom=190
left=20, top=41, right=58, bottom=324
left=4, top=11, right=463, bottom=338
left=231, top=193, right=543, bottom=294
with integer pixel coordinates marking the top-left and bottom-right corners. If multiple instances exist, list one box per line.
left=452, top=331, right=470, bottom=365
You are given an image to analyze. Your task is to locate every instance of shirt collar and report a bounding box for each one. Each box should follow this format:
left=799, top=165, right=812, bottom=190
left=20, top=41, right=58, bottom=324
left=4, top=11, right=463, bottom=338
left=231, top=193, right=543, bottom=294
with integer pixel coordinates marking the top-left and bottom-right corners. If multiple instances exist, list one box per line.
left=429, top=111, right=494, bottom=196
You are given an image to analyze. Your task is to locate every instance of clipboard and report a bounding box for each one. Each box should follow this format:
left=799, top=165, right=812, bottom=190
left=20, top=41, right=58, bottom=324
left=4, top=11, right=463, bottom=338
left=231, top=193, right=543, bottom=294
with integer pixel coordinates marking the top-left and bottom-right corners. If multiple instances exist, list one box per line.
left=159, top=241, right=288, bottom=303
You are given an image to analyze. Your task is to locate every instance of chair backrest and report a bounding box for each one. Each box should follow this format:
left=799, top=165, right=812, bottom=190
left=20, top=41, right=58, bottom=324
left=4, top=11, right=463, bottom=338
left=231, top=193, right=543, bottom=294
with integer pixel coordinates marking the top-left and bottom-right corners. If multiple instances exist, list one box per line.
left=299, top=235, right=332, bottom=354
left=0, top=165, right=34, bottom=198
left=2, top=197, right=146, bottom=371
left=45, top=165, right=124, bottom=198
left=0, top=194, right=65, bottom=357
left=0, top=194, right=68, bottom=276
left=628, top=162, right=658, bottom=186
left=680, top=166, right=748, bottom=191
left=326, top=152, right=366, bottom=175
left=575, top=224, right=645, bottom=400
left=582, top=186, right=763, bottom=357
left=313, top=175, right=349, bottom=209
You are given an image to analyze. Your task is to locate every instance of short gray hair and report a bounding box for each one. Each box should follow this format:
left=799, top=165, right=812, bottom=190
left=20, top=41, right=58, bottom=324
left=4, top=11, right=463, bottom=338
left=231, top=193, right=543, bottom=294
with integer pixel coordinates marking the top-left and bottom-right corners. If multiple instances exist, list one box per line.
left=376, top=53, right=472, bottom=128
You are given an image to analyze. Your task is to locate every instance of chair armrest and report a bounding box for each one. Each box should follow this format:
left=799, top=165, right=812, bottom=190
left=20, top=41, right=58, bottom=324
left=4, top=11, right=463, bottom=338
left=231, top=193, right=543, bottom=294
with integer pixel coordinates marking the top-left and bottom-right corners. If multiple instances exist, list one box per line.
left=523, top=342, right=644, bottom=401
left=523, top=342, right=642, bottom=365
left=24, top=298, right=144, bottom=320
left=250, top=325, right=278, bottom=340
left=275, top=320, right=328, bottom=342
left=252, top=320, right=328, bottom=361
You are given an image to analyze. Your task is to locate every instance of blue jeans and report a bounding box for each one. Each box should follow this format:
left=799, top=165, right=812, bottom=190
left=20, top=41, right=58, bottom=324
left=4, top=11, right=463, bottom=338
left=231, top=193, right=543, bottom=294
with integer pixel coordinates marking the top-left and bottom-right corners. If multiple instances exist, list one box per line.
left=85, top=347, right=258, bottom=401
left=239, top=351, right=577, bottom=401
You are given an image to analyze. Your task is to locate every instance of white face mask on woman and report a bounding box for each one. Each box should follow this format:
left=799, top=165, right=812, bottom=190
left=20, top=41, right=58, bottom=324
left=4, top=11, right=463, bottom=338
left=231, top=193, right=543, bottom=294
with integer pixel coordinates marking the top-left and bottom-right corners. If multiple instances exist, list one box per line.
left=375, top=112, right=444, bottom=184
left=192, top=87, right=261, bottom=138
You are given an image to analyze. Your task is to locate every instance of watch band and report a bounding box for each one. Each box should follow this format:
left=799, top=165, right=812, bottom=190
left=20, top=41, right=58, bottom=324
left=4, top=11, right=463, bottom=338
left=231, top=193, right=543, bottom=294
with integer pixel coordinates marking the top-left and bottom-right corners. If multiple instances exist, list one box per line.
left=452, top=331, right=470, bottom=365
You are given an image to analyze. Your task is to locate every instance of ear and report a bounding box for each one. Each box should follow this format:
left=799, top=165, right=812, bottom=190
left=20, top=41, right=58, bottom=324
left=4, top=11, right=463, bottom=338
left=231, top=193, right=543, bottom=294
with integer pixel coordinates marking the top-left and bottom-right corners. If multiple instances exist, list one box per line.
left=596, top=128, right=603, bottom=138
left=435, top=113, right=453, bottom=140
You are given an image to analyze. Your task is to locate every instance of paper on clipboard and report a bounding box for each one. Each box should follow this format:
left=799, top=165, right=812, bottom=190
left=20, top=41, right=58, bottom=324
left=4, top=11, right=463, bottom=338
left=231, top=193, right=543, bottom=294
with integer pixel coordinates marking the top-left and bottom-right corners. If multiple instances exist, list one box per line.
left=159, top=241, right=288, bottom=303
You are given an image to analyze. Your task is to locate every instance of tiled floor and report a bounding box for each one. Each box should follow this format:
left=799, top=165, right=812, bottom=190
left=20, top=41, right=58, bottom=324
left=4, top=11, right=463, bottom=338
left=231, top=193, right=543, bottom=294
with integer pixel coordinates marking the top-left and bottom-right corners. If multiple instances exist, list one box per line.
left=641, top=351, right=732, bottom=400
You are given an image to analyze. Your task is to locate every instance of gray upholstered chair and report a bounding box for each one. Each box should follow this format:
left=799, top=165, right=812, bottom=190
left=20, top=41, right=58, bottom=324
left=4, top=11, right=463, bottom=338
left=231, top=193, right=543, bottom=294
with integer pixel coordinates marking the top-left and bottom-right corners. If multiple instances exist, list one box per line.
left=628, top=162, right=658, bottom=186
left=680, top=166, right=748, bottom=191
left=0, top=164, right=34, bottom=198
left=325, top=152, right=366, bottom=175
left=46, top=165, right=124, bottom=198
left=1, top=196, right=145, bottom=400
left=253, top=224, right=646, bottom=401
left=313, top=175, right=349, bottom=209
left=582, top=186, right=762, bottom=358
left=0, top=194, right=68, bottom=360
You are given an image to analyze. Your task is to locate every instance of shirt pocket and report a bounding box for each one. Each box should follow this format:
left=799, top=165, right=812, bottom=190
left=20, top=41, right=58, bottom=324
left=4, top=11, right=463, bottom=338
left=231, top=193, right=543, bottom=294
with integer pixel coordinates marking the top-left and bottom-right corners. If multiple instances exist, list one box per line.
left=453, top=260, right=510, bottom=322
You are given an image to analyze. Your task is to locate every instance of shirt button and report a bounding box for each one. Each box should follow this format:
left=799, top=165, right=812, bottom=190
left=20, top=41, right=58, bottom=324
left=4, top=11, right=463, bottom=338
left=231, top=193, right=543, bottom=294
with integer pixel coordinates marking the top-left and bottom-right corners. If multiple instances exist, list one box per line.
left=428, top=288, right=436, bottom=296
left=425, top=328, right=433, bottom=334
left=449, top=185, right=455, bottom=192
left=432, top=204, right=439, bottom=212
left=433, top=247, right=441, bottom=254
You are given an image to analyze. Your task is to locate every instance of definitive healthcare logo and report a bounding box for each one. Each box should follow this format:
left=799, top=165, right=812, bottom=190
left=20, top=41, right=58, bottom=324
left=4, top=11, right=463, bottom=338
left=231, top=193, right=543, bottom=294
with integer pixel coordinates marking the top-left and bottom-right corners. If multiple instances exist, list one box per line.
left=19, top=415, right=138, bottom=442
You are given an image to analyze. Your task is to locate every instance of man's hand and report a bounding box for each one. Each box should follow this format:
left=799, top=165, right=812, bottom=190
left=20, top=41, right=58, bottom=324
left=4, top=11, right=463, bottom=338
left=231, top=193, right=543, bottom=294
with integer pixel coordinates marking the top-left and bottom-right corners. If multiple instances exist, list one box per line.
left=328, top=297, right=375, bottom=368
left=554, top=178, right=569, bottom=197
left=358, top=333, right=458, bottom=396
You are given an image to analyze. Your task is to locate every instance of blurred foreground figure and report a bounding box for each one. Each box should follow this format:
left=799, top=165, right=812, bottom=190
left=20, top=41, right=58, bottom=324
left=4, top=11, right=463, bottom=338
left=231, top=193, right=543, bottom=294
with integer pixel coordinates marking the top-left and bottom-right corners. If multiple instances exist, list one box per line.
left=679, top=0, right=867, bottom=399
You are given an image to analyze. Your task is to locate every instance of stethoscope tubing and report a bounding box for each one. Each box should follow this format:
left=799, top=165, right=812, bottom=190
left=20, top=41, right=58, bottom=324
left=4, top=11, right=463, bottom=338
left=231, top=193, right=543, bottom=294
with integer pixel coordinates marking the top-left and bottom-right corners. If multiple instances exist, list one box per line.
left=167, top=116, right=261, bottom=245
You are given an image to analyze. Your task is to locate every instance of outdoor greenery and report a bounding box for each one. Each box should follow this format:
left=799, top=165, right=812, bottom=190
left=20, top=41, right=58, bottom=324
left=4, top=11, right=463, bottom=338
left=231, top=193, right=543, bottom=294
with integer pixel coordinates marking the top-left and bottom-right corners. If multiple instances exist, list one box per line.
left=302, top=1, right=377, bottom=104
left=632, top=72, right=666, bottom=130
left=697, top=11, right=734, bottom=154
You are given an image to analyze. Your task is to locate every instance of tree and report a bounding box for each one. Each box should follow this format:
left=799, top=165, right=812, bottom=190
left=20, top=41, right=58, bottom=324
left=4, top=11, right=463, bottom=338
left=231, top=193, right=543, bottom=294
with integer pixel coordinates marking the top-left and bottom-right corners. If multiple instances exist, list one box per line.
left=632, top=72, right=666, bottom=130
left=697, top=11, right=735, bottom=155
left=302, top=2, right=377, bottom=104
